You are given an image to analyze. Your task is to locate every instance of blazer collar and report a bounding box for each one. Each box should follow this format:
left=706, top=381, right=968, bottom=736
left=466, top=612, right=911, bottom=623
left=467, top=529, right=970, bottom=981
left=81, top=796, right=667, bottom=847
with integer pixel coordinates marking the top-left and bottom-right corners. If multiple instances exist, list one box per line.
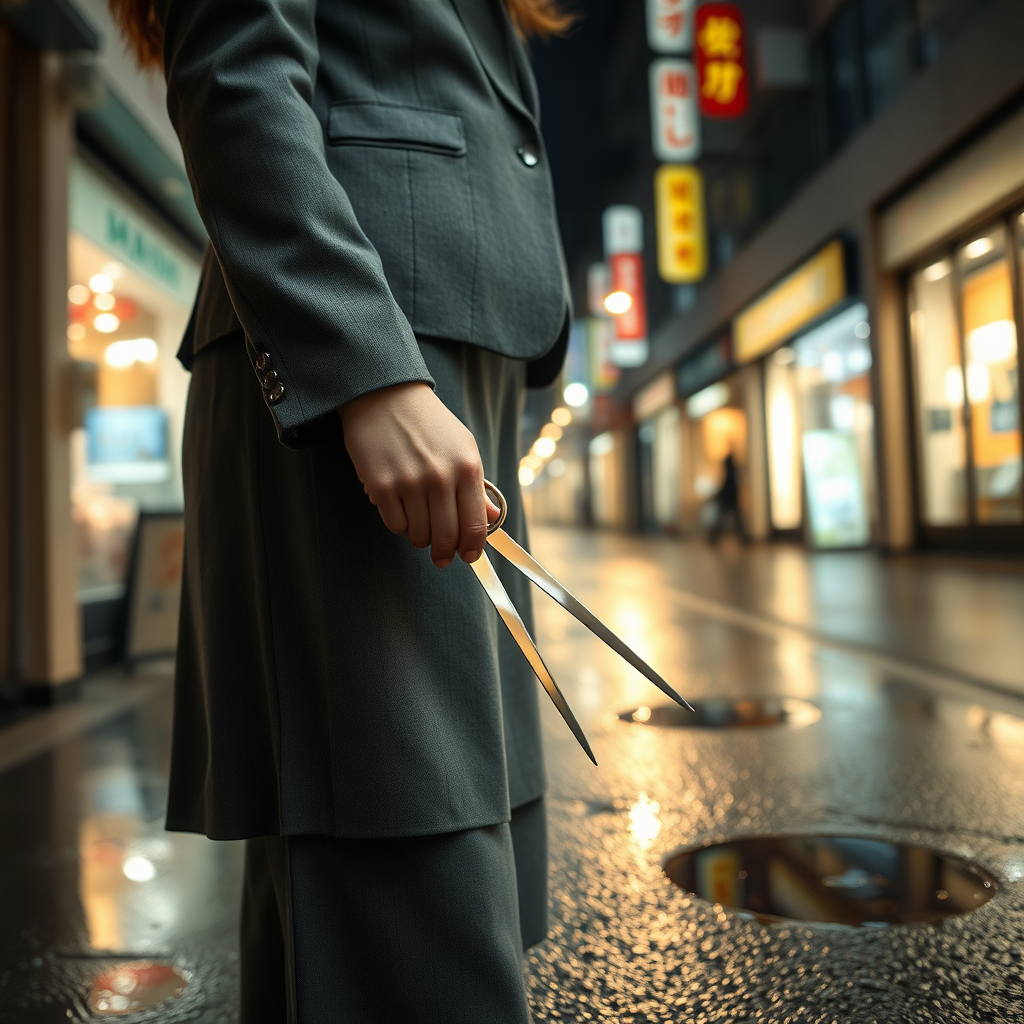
left=449, top=0, right=537, bottom=123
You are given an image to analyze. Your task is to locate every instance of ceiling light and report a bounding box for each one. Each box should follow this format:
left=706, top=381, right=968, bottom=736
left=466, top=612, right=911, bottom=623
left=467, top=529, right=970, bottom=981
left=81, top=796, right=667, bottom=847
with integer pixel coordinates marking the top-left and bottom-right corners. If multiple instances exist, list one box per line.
left=93, top=313, right=120, bottom=333
left=923, top=259, right=951, bottom=282
left=68, top=284, right=91, bottom=305
left=532, top=436, right=556, bottom=459
left=968, top=320, right=1016, bottom=364
left=89, top=273, right=114, bottom=294
left=563, top=382, right=589, bottom=407
left=964, top=237, right=994, bottom=260
left=67, top=323, right=86, bottom=341
left=101, top=261, right=125, bottom=280
left=93, top=292, right=116, bottom=311
left=551, top=407, right=572, bottom=427
left=105, top=337, right=158, bottom=367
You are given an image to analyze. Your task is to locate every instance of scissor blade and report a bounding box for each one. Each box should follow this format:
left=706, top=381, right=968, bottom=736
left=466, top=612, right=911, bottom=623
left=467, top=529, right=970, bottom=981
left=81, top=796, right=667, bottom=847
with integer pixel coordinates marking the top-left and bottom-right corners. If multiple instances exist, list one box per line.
left=487, top=529, right=694, bottom=713
left=470, top=552, right=597, bottom=765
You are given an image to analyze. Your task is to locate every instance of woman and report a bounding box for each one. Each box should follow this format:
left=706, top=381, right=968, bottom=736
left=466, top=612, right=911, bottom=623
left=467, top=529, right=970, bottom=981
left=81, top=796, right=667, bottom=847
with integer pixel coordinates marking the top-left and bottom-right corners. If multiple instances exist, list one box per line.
left=110, top=0, right=573, bottom=1021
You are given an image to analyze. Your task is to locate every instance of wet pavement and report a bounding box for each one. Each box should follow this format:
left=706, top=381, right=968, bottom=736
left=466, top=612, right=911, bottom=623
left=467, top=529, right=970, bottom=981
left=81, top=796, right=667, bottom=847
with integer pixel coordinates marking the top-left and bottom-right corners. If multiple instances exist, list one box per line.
left=2, top=531, right=1024, bottom=1021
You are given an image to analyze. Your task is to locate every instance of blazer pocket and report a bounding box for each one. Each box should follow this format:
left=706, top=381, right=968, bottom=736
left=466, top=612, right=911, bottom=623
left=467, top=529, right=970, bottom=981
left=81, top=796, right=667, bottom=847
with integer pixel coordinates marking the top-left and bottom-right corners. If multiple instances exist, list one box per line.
left=328, top=101, right=466, bottom=157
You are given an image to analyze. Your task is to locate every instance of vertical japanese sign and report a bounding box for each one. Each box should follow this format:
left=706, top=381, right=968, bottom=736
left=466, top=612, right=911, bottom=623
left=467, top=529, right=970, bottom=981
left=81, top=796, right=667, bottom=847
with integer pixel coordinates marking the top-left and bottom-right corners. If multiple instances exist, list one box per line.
left=654, top=165, right=707, bottom=283
left=645, top=0, right=696, bottom=54
left=695, top=2, right=749, bottom=118
left=602, top=206, right=649, bottom=368
left=649, top=59, right=701, bottom=162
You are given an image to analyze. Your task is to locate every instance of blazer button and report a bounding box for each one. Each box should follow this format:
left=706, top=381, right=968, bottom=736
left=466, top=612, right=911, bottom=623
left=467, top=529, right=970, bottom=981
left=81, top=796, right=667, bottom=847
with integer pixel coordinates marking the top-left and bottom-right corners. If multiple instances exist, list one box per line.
left=517, top=144, right=539, bottom=167
left=267, top=382, right=285, bottom=403
left=255, top=352, right=270, bottom=372
left=261, top=369, right=278, bottom=390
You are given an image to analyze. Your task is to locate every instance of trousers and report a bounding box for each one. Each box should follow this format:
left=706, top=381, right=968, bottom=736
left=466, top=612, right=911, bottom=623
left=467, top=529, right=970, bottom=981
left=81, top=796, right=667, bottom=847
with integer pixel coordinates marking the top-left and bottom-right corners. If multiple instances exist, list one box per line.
left=239, top=798, right=547, bottom=1023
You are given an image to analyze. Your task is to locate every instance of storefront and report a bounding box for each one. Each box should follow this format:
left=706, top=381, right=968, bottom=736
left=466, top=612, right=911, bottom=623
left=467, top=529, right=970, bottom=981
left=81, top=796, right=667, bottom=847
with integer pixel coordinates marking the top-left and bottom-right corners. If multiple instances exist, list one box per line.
left=67, top=157, right=200, bottom=665
left=634, top=371, right=681, bottom=532
left=880, top=104, right=1024, bottom=551
left=733, top=239, right=877, bottom=549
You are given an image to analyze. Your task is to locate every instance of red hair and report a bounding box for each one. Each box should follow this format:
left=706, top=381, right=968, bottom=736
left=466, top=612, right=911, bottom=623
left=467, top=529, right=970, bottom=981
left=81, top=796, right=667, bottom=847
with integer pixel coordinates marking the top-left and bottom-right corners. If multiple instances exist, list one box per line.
left=110, top=0, right=572, bottom=70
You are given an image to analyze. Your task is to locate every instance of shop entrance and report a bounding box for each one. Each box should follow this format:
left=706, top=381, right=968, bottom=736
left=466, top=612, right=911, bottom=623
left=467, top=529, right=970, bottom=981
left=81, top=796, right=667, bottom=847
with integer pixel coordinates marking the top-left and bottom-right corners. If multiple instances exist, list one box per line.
left=907, top=213, right=1024, bottom=548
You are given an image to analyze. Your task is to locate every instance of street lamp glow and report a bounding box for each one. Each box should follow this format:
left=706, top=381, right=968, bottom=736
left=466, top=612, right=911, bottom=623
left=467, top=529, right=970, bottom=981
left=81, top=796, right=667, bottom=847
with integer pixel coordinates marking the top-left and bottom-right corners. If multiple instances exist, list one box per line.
left=563, top=382, right=589, bottom=407
left=603, top=290, right=632, bottom=315
left=551, top=407, right=572, bottom=427
left=532, top=436, right=556, bottom=459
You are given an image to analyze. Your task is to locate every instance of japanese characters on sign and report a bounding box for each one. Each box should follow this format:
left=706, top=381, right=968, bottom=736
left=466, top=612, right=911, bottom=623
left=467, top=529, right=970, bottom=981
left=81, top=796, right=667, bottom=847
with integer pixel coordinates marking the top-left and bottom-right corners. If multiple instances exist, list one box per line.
left=695, top=2, right=749, bottom=118
left=649, top=59, right=701, bottom=162
left=645, top=0, right=695, bottom=54
left=654, top=164, right=707, bottom=283
left=602, top=206, right=650, bottom=368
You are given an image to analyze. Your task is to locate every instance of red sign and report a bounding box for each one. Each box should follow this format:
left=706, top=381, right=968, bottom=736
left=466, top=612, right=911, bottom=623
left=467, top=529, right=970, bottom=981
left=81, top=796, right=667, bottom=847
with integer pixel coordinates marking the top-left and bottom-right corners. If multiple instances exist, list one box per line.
left=695, top=3, right=749, bottom=118
left=609, top=253, right=647, bottom=342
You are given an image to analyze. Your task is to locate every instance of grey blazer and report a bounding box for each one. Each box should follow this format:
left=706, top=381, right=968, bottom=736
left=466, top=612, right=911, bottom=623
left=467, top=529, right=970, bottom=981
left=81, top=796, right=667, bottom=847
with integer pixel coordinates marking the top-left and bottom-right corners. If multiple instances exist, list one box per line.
left=163, top=0, right=571, bottom=449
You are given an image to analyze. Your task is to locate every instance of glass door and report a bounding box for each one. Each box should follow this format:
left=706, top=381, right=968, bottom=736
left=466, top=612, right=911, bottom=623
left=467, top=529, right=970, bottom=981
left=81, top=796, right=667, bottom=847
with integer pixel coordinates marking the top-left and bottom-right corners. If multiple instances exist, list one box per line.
left=907, top=214, right=1024, bottom=540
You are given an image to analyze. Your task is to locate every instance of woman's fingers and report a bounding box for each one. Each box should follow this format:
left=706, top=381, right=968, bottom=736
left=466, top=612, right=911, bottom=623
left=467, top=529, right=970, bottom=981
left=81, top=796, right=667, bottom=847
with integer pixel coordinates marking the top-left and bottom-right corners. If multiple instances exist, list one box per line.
left=455, top=474, right=489, bottom=564
left=428, top=480, right=461, bottom=568
left=401, top=488, right=432, bottom=550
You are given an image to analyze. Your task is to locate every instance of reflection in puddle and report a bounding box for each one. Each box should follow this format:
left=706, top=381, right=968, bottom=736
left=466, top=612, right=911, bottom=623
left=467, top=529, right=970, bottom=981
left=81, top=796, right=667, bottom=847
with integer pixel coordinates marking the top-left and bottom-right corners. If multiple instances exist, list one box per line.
left=664, top=836, right=996, bottom=926
left=620, top=697, right=821, bottom=729
left=87, top=961, right=187, bottom=1015
left=628, top=793, right=662, bottom=848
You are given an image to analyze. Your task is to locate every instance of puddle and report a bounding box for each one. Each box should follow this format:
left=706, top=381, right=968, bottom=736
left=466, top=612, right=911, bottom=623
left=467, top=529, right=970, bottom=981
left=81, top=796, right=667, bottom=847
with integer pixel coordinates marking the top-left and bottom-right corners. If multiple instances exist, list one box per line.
left=87, top=961, right=187, bottom=1015
left=663, top=835, right=996, bottom=926
left=620, top=697, right=821, bottom=729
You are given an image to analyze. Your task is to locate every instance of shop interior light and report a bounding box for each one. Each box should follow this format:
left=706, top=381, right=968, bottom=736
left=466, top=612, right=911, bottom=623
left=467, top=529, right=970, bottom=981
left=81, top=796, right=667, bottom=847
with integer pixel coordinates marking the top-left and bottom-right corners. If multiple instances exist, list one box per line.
left=603, top=290, right=632, bottom=315
left=547, top=458, right=566, bottom=478
left=532, top=436, right=557, bottom=459
left=588, top=432, right=614, bottom=457
left=563, top=382, right=589, bottom=407
left=846, top=347, right=872, bottom=374
left=68, top=284, right=91, bottom=305
left=944, top=366, right=964, bottom=407
left=964, top=237, right=994, bottom=260
left=923, top=259, right=951, bottom=282
left=122, top=855, right=156, bottom=882
left=854, top=321, right=871, bottom=339
left=685, top=381, right=729, bottom=420
left=93, top=313, right=120, bottom=334
left=518, top=465, right=535, bottom=487
left=966, top=362, right=991, bottom=404
left=105, top=337, right=158, bottom=368
left=551, top=406, right=572, bottom=427
left=968, top=320, right=1017, bottom=364
left=89, top=273, right=114, bottom=294
left=540, top=423, right=563, bottom=441
left=67, top=323, right=86, bottom=342
left=773, top=347, right=794, bottom=365
left=102, top=261, right=126, bottom=280
left=93, top=292, right=116, bottom=311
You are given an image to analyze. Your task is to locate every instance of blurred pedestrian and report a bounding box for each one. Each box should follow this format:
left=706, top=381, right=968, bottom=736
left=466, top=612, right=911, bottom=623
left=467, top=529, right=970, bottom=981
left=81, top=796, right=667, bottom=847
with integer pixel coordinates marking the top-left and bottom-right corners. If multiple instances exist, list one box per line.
left=707, top=451, right=746, bottom=544
left=110, top=1, right=572, bottom=1021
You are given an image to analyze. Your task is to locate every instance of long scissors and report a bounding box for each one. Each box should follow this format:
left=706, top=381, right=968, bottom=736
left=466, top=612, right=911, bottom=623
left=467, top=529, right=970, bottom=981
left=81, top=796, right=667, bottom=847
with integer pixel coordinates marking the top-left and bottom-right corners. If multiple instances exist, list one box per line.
left=469, top=480, right=694, bottom=765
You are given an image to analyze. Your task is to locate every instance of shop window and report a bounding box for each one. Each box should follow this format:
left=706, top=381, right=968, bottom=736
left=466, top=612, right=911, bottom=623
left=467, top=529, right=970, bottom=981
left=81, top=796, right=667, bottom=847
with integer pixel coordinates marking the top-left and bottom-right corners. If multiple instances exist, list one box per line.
left=765, top=348, right=802, bottom=531
left=908, top=258, right=969, bottom=525
left=956, top=225, right=1021, bottom=524
left=638, top=406, right=681, bottom=531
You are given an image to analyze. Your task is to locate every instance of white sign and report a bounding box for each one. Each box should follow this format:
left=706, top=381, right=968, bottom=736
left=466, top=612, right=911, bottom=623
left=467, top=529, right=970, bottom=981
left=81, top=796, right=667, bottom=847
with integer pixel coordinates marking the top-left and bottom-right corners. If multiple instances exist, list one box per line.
left=646, top=0, right=695, bottom=54
left=602, top=206, right=644, bottom=256
left=649, top=59, right=701, bottom=162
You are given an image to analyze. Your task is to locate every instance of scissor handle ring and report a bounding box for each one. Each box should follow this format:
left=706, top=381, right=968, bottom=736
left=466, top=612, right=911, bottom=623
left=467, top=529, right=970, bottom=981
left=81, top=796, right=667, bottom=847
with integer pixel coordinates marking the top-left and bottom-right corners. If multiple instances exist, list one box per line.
left=483, top=479, right=508, bottom=535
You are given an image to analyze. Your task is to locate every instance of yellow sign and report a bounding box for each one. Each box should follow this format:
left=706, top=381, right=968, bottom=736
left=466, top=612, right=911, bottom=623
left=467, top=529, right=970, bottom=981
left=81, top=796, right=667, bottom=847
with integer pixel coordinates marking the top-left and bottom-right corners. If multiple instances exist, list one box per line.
left=654, top=165, right=707, bottom=283
left=733, top=240, right=847, bottom=363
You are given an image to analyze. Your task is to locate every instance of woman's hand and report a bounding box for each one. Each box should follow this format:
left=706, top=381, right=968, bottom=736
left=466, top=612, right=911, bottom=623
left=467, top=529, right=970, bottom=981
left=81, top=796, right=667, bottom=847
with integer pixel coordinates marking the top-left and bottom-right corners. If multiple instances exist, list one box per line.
left=339, top=383, right=500, bottom=568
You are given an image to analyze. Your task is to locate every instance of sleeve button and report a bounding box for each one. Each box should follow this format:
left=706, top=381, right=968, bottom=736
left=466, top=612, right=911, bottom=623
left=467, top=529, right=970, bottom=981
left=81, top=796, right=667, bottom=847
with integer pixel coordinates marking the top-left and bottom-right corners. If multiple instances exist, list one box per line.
left=255, top=352, right=271, bottom=372
left=267, top=383, right=285, bottom=403
left=261, top=370, right=278, bottom=390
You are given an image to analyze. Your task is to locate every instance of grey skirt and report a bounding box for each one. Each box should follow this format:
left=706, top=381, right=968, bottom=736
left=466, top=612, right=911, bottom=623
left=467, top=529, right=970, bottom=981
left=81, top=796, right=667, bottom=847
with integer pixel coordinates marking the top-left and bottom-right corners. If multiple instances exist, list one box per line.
left=167, top=332, right=545, bottom=842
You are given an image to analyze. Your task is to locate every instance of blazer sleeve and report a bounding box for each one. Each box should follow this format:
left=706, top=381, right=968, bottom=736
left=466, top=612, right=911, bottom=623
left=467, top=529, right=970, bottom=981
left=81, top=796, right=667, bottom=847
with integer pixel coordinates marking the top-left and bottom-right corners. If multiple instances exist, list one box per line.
left=156, top=0, right=434, bottom=444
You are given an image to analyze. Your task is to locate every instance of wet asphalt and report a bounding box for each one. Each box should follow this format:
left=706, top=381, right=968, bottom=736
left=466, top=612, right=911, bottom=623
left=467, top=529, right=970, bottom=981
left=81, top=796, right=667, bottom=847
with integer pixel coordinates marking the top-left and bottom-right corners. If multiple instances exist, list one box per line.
left=1, top=531, right=1023, bottom=1022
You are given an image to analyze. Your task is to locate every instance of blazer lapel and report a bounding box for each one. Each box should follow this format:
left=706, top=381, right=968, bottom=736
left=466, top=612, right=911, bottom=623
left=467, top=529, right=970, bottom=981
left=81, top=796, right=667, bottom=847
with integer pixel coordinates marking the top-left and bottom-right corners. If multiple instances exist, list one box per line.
left=449, top=0, right=535, bottom=123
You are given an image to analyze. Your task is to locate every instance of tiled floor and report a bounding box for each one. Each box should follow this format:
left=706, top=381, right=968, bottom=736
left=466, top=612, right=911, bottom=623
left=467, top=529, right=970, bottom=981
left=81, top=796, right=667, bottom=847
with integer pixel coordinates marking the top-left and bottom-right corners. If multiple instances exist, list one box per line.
left=1, top=532, right=1023, bottom=1022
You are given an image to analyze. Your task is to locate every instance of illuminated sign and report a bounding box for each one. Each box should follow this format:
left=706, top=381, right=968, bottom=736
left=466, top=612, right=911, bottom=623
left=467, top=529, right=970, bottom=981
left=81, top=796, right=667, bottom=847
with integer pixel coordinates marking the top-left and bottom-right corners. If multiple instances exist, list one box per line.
left=695, top=3, right=749, bottom=118
left=645, top=0, right=695, bottom=53
left=602, top=206, right=648, bottom=368
left=586, top=318, right=621, bottom=392
left=649, top=59, right=701, bottom=162
left=654, top=164, right=707, bottom=283
left=733, top=240, right=847, bottom=363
